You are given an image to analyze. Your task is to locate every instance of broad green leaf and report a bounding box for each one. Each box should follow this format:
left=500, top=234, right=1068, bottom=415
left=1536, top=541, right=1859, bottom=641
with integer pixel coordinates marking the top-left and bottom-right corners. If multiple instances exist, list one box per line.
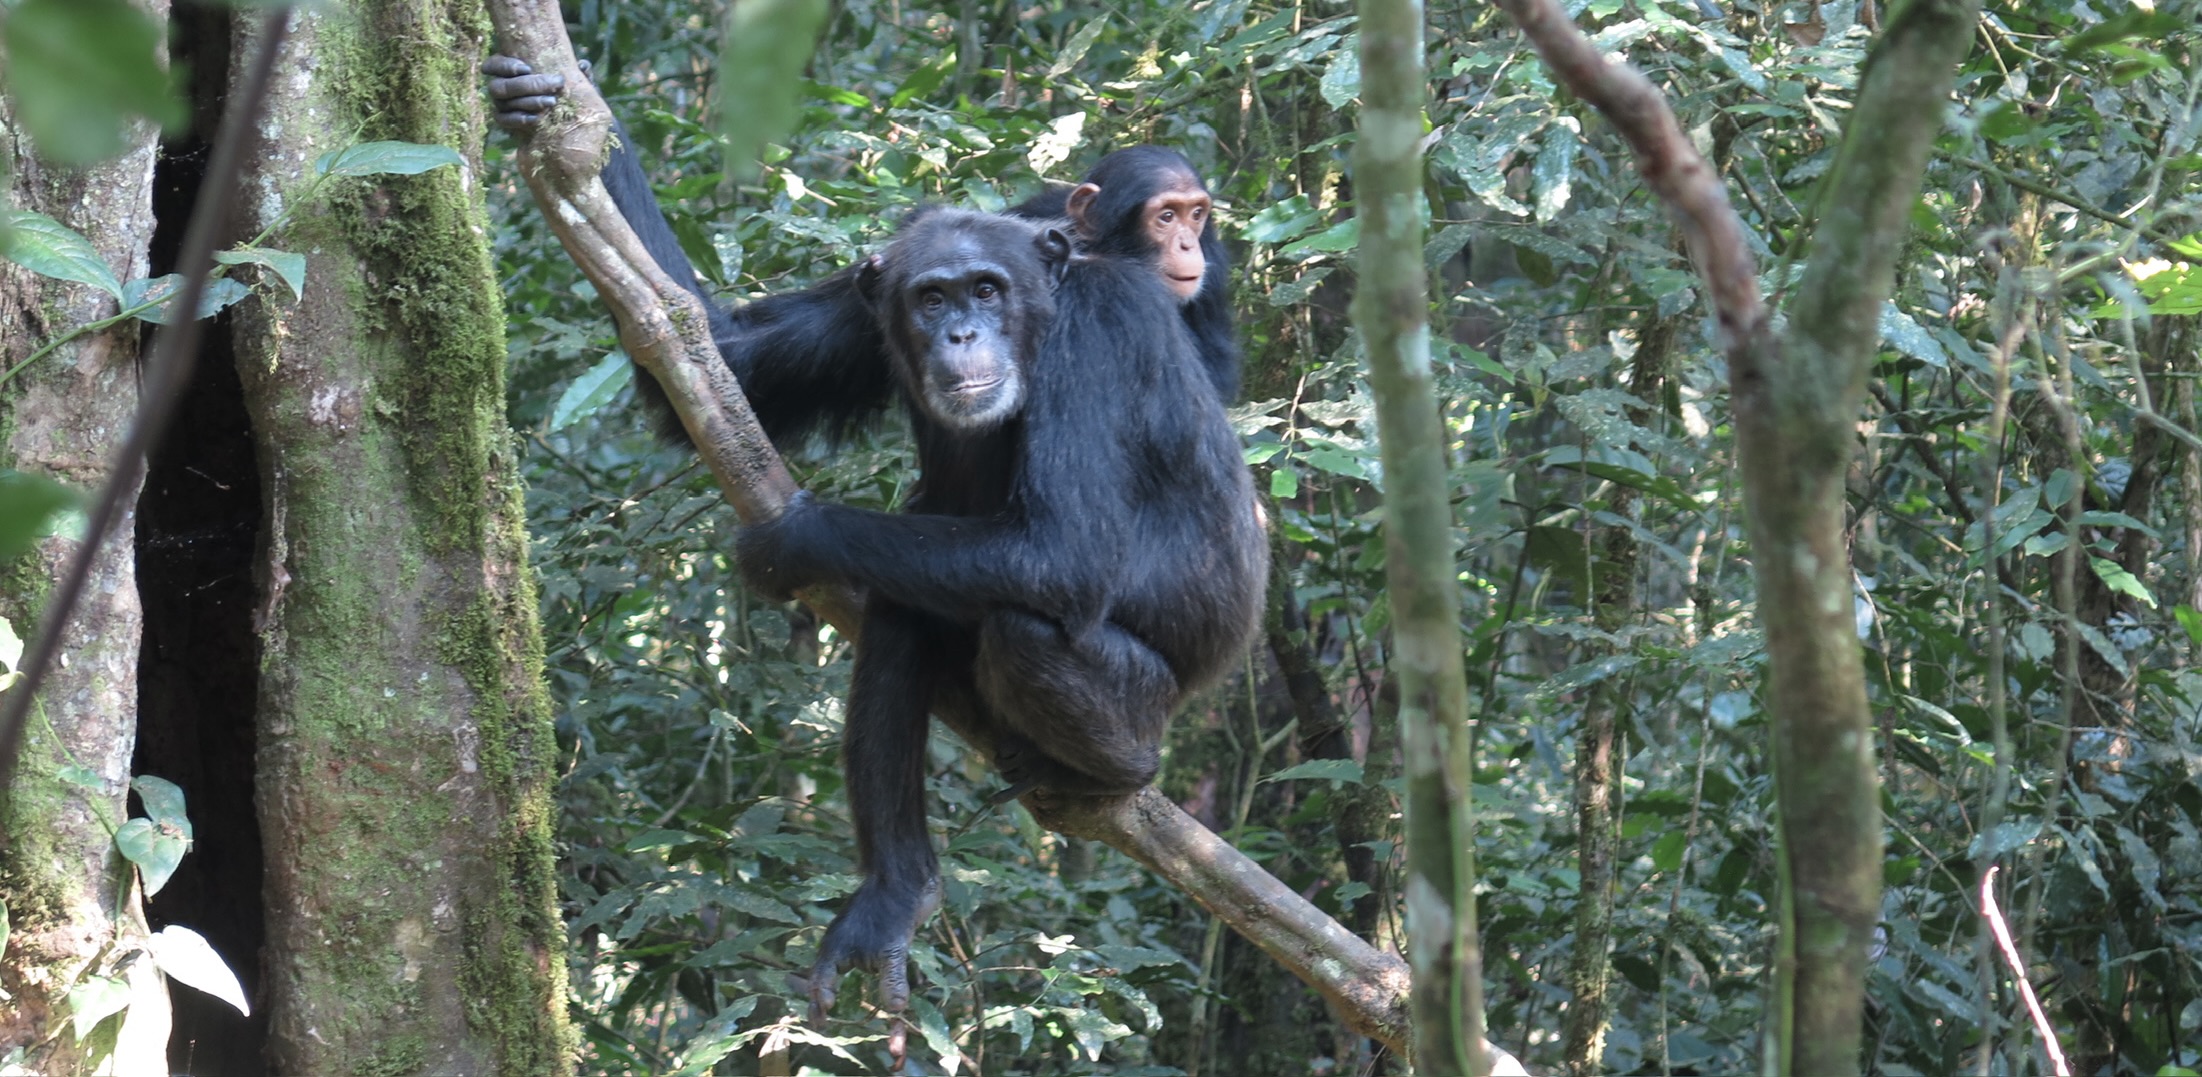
left=718, top=0, right=831, bottom=178
left=0, top=211, right=125, bottom=301
left=1046, top=17, right=1109, bottom=81
left=1651, top=830, right=1686, bottom=873
left=1264, top=758, right=1363, bottom=785
left=0, top=470, right=78, bottom=560
left=1878, top=303, right=1946, bottom=366
left=550, top=352, right=634, bottom=432
left=1532, top=122, right=1578, bottom=222
left=2175, top=605, right=2202, bottom=648
left=131, top=775, right=188, bottom=827
left=122, top=274, right=252, bottom=324
left=0, top=0, right=182, bottom=166
left=1243, top=195, right=1321, bottom=244
left=313, top=140, right=464, bottom=177
left=1319, top=40, right=1360, bottom=107
left=2090, top=557, right=2158, bottom=608
left=148, top=925, right=250, bottom=1017
left=1281, top=218, right=1360, bottom=258
left=910, top=995, right=964, bottom=1075
left=1269, top=467, right=1299, bottom=499
left=213, top=247, right=307, bottom=300
left=65, top=972, right=131, bottom=1040
left=115, top=817, right=189, bottom=897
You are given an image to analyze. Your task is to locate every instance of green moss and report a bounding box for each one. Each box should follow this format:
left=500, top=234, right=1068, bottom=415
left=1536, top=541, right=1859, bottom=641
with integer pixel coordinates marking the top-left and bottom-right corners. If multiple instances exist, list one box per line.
left=0, top=723, right=76, bottom=928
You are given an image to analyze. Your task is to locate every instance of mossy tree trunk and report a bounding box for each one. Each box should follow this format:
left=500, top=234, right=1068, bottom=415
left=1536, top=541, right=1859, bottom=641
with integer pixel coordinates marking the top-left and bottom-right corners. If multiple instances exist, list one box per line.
left=0, top=45, right=174, bottom=1072
left=226, top=5, right=573, bottom=1072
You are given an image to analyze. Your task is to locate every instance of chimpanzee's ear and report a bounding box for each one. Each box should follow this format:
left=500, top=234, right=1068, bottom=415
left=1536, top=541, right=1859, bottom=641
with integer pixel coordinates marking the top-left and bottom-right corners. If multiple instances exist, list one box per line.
left=1035, top=227, right=1072, bottom=286
left=856, top=253, right=886, bottom=303
left=1063, top=182, right=1102, bottom=239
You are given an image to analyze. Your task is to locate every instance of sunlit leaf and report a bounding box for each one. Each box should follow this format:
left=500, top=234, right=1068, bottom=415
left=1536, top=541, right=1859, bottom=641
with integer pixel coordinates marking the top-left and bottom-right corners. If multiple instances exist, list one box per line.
left=148, top=925, right=250, bottom=1017
left=65, top=972, right=131, bottom=1040
left=131, top=775, right=189, bottom=826
left=115, top=818, right=189, bottom=897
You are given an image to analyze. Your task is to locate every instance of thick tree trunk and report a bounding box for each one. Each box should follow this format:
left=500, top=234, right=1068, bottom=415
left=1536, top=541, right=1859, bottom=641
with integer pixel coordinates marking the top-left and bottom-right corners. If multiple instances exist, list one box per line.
left=0, top=44, right=173, bottom=1072
left=226, top=5, right=573, bottom=1072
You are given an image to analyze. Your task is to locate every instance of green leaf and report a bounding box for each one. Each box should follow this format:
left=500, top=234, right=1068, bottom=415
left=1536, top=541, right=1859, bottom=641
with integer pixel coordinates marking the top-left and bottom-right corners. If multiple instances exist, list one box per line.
left=1263, top=758, right=1363, bottom=785
left=1243, top=195, right=1321, bottom=244
left=115, top=817, right=189, bottom=897
left=0, top=211, right=126, bottom=301
left=312, top=140, right=464, bottom=177
left=1319, top=40, right=1360, bottom=108
left=1878, top=303, right=1946, bottom=366
left=2089, top=557, right=2157, bottom=608
left=148, top=925, right=250, bottom=1017
left=718, top=0, right=832, bottom=178
left=65, top=972, right=131, bottom=1041
left=0, top=470, right=79, bottom=560
left=550, top=352, right=634, bottom=432
left=910, top=995, right=965, bottom=1075
left=1650, top=830, right=1686, bottom=873
left=0, top=0, right=182, bottom=166
left=131, top=775, right=188, bottom=826
left=1269, top=467, right=1299, bottom=499
left=57, top=764, right=103, bottom=791
left=2174, top=605, right=2202, bottom=648
left=213, top=247, right=307, bottom=300
left=1282, top=218, right=1360, bottom=258
left=1046, top=17, right=1109, bottom=80
left=121, top=274, right=252, bottom=325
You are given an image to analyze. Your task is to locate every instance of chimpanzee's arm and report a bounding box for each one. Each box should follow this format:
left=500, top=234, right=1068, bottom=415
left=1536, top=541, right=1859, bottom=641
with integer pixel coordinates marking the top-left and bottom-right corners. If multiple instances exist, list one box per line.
left=597, top=125, right=895, bottom=448
left=486, top=56, right=894, bottom=447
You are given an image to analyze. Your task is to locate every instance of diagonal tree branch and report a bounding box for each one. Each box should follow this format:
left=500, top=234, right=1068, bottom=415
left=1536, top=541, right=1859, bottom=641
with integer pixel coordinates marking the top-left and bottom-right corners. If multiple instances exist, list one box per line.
left=482, top=0, right=1416, bottom=1055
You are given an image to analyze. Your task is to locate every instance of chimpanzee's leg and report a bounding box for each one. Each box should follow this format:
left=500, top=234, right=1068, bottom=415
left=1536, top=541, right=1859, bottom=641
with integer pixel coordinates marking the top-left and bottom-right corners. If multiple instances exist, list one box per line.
left=808, top=600, right=962, bottom=1021
left=975, top=610, right=1179, bottom=795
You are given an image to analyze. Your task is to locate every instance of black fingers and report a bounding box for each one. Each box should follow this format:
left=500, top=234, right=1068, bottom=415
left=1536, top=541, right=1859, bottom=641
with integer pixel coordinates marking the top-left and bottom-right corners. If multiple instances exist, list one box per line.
left=483, top=55, right=568, bottom=131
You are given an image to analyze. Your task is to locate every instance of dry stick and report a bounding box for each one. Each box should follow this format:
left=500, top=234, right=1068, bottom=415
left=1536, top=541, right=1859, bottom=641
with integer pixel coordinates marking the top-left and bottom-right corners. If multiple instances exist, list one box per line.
left=481, top=0, right=1415, bottom=1053
left=1980, top=866, right=2071, bottom=1077
left=0, top=7, right=296, bottom=792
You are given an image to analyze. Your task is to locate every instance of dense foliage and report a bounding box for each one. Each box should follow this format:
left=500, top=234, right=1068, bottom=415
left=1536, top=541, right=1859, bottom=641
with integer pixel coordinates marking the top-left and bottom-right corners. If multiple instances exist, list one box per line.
left=483, top=0, right=2202, bottom=1072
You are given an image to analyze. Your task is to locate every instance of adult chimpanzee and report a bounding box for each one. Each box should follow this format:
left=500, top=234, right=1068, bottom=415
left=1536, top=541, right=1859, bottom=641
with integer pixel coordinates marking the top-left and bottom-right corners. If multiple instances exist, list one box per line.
left=734, top=206, right=1265, bottom=1016
left=484, top=60, right=1268, bottom=1017
left=482, top=56, right=1242, bottom=430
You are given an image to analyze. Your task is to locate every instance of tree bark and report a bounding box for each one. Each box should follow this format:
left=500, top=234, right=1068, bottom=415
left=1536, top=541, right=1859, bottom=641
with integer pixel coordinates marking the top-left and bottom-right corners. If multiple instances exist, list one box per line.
left=0, top=30, right=173, bottom=1070
left=227, top=5, right=573, bottom=1072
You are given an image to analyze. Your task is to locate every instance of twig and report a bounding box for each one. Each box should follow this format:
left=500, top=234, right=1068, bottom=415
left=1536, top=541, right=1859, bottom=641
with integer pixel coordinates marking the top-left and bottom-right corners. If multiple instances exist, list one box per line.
left=1979, top=866, right=2071, bottom=1076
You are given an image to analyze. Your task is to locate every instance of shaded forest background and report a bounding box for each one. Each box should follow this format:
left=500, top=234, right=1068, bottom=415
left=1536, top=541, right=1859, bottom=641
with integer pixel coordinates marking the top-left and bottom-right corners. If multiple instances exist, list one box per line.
left=0, top=0, right=2193, bottom=1073
left=485, top=0, right=2202, bottom=1073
